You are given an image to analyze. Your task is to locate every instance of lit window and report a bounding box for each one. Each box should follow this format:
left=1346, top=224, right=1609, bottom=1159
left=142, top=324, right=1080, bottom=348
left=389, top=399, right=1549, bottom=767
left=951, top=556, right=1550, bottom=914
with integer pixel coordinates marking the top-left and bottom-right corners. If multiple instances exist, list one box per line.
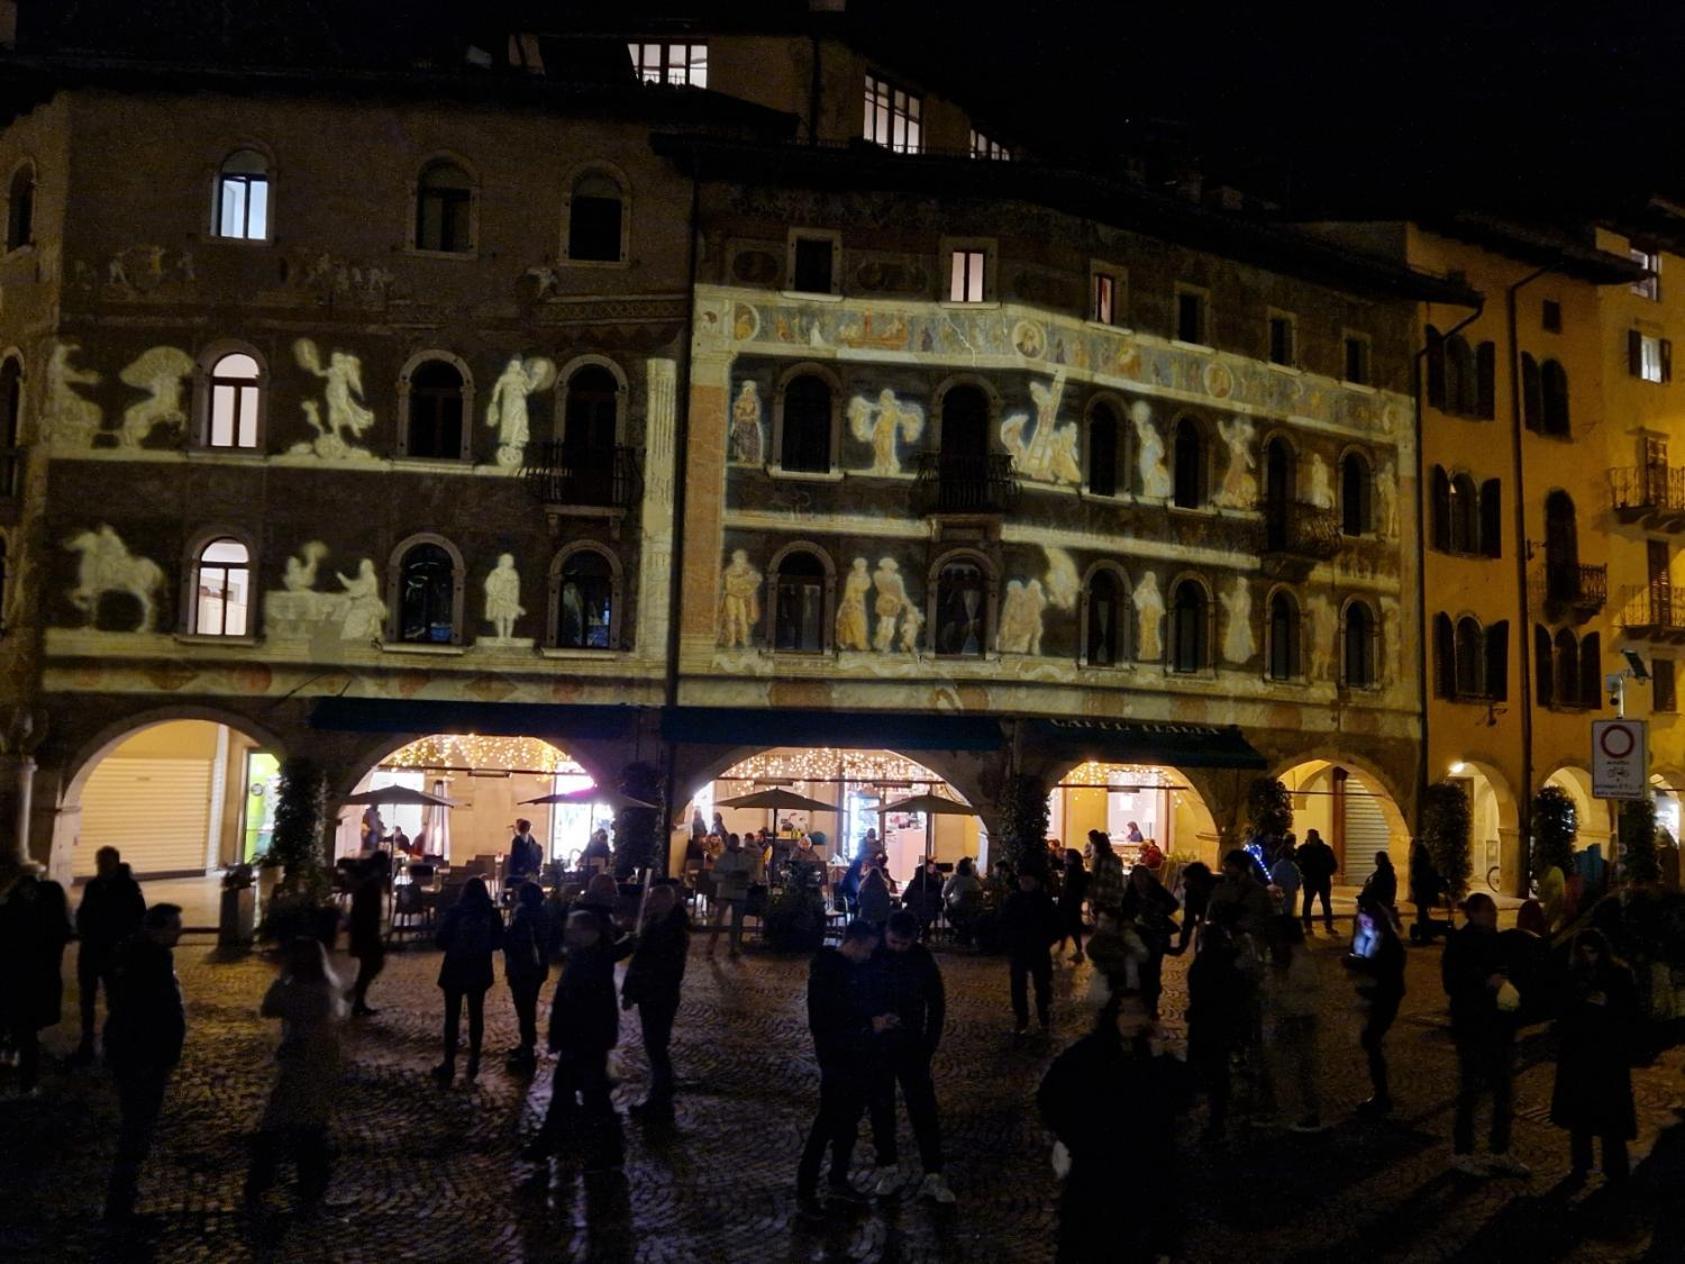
left=1636, top=332, right=1670, bottom=384
left=628, top=41, right=707, bottom=87
left=207, top=353, right=261, bottom=448
left=969, top=129, right=1009, bottom=160
left=1092, top=273, right=1116, bottom=325
left=864, top=74, right=922, bottom=154
left=1630, top=248, right=1660, bottom=301
left=949, top=249, right=986, bottom=302
left=193, top=538, right=250, bottom=637
left=215, top=150, right=269, bottom=241
left=557, top=550, right=614, bottom=649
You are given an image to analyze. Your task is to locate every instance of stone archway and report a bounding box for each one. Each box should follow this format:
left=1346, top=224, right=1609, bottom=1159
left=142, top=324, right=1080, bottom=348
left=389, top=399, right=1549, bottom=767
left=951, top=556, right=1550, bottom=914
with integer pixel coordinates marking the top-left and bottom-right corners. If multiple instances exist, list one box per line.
left=1273, top=756, right=1412, bottom=882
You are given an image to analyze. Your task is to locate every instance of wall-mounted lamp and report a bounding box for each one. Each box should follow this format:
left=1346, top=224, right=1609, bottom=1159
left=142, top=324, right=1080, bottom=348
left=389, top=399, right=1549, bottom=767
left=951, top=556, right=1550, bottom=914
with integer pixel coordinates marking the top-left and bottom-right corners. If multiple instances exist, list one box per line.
left=1449, top=761, right=1467, bottom=775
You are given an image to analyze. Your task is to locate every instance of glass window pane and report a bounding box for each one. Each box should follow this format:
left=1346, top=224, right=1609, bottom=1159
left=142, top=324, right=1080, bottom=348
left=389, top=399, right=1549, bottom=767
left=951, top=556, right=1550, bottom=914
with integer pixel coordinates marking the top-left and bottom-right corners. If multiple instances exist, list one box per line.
left=219, top=178, right=246, bottom=237
left=949, top=252, right=966, bottom=302
left=225, top=567, right=249, bottom=636
left=246, top=178, right=268, bottom=239
left=968, top=251, right=984, bottom=300
left=238, top=385, right=259, bottom=447
left=203, top=539, right=248, bottom=565
left=210, top=384, right=235, bottom=446
left=688, top=44, right=708, bottom=87
left=215, top=353, right=259, bottom=380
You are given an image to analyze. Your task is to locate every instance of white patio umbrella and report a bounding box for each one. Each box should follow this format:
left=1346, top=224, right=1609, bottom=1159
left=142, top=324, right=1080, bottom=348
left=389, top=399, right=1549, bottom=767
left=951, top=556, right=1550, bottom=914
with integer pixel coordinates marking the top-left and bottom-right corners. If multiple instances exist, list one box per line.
left=877, top=792, right=978, bottom=866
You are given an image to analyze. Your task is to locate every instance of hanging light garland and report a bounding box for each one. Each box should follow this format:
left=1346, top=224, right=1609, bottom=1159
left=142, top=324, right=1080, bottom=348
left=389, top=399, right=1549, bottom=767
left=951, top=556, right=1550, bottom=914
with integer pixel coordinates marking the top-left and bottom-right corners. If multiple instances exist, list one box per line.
left=380, top=734, right=584, bottom=775
left=1059, top=761, right=1183, bottom=789
left=718, top=747, right=944, bottom=786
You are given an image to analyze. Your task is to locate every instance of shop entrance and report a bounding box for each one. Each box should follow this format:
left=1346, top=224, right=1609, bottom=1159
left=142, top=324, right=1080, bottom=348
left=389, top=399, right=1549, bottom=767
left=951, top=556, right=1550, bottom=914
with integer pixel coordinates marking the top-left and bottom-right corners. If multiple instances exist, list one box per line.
left=1047, top=762, right=1220, bottom=867
left=1277, top=759, right=1411, bottom=883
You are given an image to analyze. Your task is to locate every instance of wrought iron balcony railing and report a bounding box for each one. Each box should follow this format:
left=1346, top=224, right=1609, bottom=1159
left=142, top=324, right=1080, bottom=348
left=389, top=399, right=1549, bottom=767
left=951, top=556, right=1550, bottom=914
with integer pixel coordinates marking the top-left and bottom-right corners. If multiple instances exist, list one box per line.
left=913, top=453, right=1020, bottom=516
left=1611, top=465, right=1685, bottom=519
left=1544, top=561, right=1608, bottom=615
left=1618, top=583, right=1685, bottom=639
left=1256, top=500, right=1344, bottom=560
left=522, top=443, right=641, bottom=512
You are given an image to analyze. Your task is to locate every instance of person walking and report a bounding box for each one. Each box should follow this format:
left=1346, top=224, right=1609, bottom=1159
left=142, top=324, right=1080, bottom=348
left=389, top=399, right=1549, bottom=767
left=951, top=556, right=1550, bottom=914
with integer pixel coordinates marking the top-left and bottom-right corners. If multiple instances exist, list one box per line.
left=1409, top=839, right=1442, bottom=939
left=1297, top=830, right=1337, bottom=935
left=857, top=863, right=893, bottom=933
left=1168, top=861, right=1216, bottom=956
left=708, top=832, right=756, bottom=958
left=1264, top=917, right=1324, bottom=1133
left=1443, top=892, right=1528, bottom=1177
left=1364, top=852, right=1399, bottom=921
left=865, top=911, right=955, bottom=1203
left=244, top=936, right=344, bottom=1208
left=508, top=819, right=544, bottom=886
left=1206, top=849, right=1277, bottom=943
left=346, top=854, right=387, bottom=1017
left=1119, top=864, right=1180, bottom=1020
left=1055, top=850, right=1088, bottom=963
left=1343, top=891, right=1406, bottom=1117
left=71, top=846, right=146, bottom=1063
left=1001, top=864, right=1061, bottom=1036
left=102, top=904, right=186, bottom=1223
left=1551, top=929, right=1637, bottom=1184
left=1087, top=831, right=1125, bottom=920
left=0, top=869, right=74, bottom=1095
left=621, top=882, right=690, bottom=1115
left=503, top=880, right=551, bottom=1073
left=1267, top=840, right=1303, bottom=919
left=432, top=877, right=504, bottom=1085
left=1186, top=922, right=1246, bottom=1146
left=797, top=920, right=892, bottom=1216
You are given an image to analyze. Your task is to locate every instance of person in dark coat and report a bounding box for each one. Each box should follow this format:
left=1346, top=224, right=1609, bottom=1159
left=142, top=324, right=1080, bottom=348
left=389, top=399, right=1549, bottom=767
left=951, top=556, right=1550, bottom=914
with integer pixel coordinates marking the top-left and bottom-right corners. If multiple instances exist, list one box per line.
left=1297, top=830, right=1338, bottom=934
left=72, top=847, right=146, bottom=1062
left=529, top=908, right=634, bottom=1168
left=796, top=920, right=891, bottom=1216
left=574, top=872, right=623, bottom=942
left=1408, top=839, right=1441, bottom=937
left=1363, top=852, right=1399, bottom=918
left=1055, top=850, right=1088, bottom=963
left=864, top=911, right=955, bottom=1202
left=503, top=880, right=551, bottom=1073
left=621, top=882, right=689, bottom=1113
left=1119, top=864, right=1180, bottom=1020
left=1039, top=994, right=1187, bottom=1262
left=0, top=870, right=74, bottom=1093
left=1168, top=861, right=1215, bottom=956
left=1001, top=865, right=1062, bottom=1035
left=902, top=857, right=945, bottom=938
left=1442, top=892, right=1527, bottom=1177
left=1186, top=923, right=1247, bottom=1144
left=103, top=904, right=186, bottom=1222
left=432, top=877, right=503, bottom=1084
left=1550, top=928, right=1638, bottom=1182
left=507, top=819, right=543, bottom=886
left=1345, top=891, right=1406, bottom=1115
left=346, top=853, right=387, bottom=1017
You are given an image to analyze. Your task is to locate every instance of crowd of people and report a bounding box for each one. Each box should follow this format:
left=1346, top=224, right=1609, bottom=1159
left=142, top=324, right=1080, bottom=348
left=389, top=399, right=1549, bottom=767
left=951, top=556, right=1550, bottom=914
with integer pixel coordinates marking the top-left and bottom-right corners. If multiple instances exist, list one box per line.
left=0, top=817, right=1651, bottom=1256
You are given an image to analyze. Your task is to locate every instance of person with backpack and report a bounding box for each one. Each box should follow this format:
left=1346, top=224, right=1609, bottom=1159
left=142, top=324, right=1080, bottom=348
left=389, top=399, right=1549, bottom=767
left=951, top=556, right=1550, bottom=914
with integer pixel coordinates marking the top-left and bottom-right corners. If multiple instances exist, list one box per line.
left=432, top=878, right=503, bottom=1085
left=503, top=881, right=551, bottom=1073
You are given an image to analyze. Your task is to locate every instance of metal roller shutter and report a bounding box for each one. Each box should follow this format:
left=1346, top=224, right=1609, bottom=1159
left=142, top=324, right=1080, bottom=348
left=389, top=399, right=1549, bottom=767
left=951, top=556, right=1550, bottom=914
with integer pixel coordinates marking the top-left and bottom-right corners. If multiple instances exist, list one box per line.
left=74, top=759, right=213, bottom=878
left=1342, top=773, right=1391, bottom=881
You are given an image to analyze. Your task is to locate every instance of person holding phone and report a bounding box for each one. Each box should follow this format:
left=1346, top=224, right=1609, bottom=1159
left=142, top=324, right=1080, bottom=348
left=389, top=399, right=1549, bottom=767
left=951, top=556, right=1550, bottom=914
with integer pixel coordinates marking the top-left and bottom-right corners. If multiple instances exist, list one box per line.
left=1346, top=891, right=1405, bottom=1117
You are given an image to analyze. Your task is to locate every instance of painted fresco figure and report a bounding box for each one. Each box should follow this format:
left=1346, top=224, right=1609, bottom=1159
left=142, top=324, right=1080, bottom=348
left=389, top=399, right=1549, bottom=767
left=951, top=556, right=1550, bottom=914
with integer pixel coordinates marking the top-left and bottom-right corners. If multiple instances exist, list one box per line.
left=46, top=341, right=103, bottom=448
left=1134, top=572, right=1164, bottom=662
left=719, top=549, right=761, bottom=648
left=1306, top=453, right=1334, bottom=510
left=999, top=579, right=1048, bottom=655
left=836, top=558, right=872, bottom=651
left=337, top=560, right=386, bottom=642
left=1308, top=595, right=1335, bottom=681
left=485, top=356, right=555, bottom=467
left=848, top=389, right=925, bottom=476
left=65, top=526, right=163, bottom=632
left=1220, top=575, right=1254, bottom=664
left=1376, top=459, right=1399, bottom=539
left=1215, top=417, right=1257, bottom=508
left=284, top=542, right=328, bottom=593
left=484, top=554, right=525, bottom=640
left=872, top=557, right=912, bottom=652
left=296, top=339, right=375, bottom=450
left=1133, top=403, right=1172, bottom=500
left=730, top=381, right=764, bottom=465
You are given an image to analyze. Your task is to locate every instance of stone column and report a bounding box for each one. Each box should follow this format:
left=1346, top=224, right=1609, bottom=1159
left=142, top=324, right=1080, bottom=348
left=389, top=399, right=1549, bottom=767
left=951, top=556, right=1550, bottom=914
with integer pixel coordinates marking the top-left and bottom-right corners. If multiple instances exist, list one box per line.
left=0, top=752, right=36, bottom=872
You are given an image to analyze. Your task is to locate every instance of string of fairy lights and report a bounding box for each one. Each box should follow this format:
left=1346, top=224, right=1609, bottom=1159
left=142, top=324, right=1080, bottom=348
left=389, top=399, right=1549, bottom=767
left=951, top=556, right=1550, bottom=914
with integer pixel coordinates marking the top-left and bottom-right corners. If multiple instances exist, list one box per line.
left=716, top=747, right=944, bottom=788
left=378, top=734, right=585, bottom=776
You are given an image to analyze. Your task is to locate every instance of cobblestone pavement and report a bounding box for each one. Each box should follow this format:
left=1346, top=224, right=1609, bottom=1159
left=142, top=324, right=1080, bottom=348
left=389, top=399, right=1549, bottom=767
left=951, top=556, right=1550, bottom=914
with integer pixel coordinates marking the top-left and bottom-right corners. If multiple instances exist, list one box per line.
left=5, top=926, right=1685, bottom=1264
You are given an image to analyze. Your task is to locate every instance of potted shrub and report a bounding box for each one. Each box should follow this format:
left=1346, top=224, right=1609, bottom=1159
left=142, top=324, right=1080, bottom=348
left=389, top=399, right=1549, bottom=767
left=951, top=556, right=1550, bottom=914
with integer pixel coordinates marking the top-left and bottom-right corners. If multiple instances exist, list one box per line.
left=258, top=757, right=335, bottom=946
left=612, top=761, right=663, bottom=880
left=1532, top=785, right=1577, bottom=923
left=1245, top=777, right=1294, bottom=843
left=1620, top=794, right=1661, bottom=886
left=1421, top=781, right=1473, bottom=903
left=994, top=773, right=1050, bottom=874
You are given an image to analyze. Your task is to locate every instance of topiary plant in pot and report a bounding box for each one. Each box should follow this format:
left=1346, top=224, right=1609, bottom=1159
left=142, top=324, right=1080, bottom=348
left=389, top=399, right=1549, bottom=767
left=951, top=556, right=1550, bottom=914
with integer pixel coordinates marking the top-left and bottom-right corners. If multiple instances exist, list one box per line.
left=994, top=773, right=1050, bottom=875
left=612, top=761, right=664, bottom=879
left=1531, top=785, right=1578, bottom=885
left=259, top=757, right=334, bottom=946
left=1621, top=793, right=1661, bottom=885
left=1421, top=780, right=1474, bottom=902
left=1245, top=777, right=1294, bottom=842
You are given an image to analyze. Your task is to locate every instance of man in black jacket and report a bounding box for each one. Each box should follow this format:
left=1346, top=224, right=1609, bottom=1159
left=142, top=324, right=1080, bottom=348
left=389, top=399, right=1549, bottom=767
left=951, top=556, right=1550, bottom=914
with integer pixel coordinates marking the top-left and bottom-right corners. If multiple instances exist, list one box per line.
left=1297, top=830, right=1338, bottom=935
left=797, top=920, right=893, bottom=1216
left=1001, top=865, right=1062, bottom=1036
left=72, top=846, right=147, bottom=1062
left=1442, top=893, right=1527, bottom=1178
left=621, top=882, right=690, bottom=1113
left=865, top=911, right=954, bottom=1203
left=103, top=903, right=185, bottom=1222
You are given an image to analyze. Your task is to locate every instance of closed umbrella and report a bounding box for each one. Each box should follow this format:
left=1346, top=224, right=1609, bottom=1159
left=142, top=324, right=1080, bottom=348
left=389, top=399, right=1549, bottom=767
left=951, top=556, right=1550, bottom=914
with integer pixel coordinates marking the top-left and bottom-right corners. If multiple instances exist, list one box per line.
left=878, top=792, right=977, bottom=866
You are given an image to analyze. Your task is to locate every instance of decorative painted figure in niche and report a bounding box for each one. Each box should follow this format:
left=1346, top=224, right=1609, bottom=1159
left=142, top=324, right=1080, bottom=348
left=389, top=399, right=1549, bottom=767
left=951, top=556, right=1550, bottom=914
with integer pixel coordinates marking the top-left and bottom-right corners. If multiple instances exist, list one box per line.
left=835, top=557, right=872, bottom=651
left=1376, top=458, right=1399, bottom=539
left=1134, top=571, right=1164, bottom=662
left=336, top=559, right=386, bottom=642
left=483, top=554, right=525, bottom=640
left=117, top=347, right=195, bottom=448
left=485, top=356, right=555, bottom=468
left=847, top=389, right=925, bottom=476
left=1133, top=402, right=1172, bottom=500
left=719, top=549, right=761, bottom=648
left=899, top=603, right=925, bottom=654
left=1305, top=453, right=1334, bottom=510
left=872, top=557, right=916, bottom=652
left=729, top=381, right=764, bottom=466
left=1042, top=546, right=1079, bottom=612
left=999, top=579, right=1048, bottom=655
left=1308, top=594, right=1335, bottom=681
left=1001, top=373, right=1081, bottom=485
left=294, top=339, right=376, bottom=459
left=1382, top=598, right=1401, bottom=682
left=65, top=525, right=163, bottom=632
left=1220, top=575, right=1254, bottom=664
left=284, top=542, right=327, bottom=593
left=46, top=341, right=103, bottom=449
left=1214, top=417, right=1257, bottom=508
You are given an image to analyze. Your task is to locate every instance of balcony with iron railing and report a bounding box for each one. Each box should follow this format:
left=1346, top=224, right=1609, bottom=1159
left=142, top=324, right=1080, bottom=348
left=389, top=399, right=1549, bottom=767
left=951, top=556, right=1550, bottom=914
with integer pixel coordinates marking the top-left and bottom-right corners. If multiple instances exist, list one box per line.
left=522, top=443, right=641, bottom=531
left=1255, top=500, right=1344, bottom=562
left=1617, top=583, right=1685, bottom=642
left=912, top=453, right=1020, bottom=518
left=1610, top=465, right=1685, bottom=530
left=1542, top=561, right=1608, bottom=618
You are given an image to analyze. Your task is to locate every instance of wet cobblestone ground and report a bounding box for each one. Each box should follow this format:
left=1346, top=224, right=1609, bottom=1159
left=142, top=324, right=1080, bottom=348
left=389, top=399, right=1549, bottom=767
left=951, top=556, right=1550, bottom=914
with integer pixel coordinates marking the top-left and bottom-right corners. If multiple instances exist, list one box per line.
left=5, top=926, right=1685, bottom=1263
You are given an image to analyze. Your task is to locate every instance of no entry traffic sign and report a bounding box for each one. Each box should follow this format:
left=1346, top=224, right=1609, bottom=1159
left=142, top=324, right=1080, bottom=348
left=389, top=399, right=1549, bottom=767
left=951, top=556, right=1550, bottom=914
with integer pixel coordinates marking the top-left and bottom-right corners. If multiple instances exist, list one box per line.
left=1592, top=719, right=1648, bottom=799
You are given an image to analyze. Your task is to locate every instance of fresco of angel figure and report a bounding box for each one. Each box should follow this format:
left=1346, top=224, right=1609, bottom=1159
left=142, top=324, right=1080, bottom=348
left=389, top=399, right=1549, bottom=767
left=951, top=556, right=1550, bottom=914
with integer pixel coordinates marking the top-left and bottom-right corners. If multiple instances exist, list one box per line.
left=485, top=356, right=555, bottom=467
left=847, top=389, right=925, bottom=475
left=1132, top=402, right=1172, bottom=500
left=1214, top=417, right=1257, bottom=508
left=999, top=578, right=1048, bottom=655
left=835, top=557, right=872, bottom=650
left=117, top=346, right=195, bottom=448
left=718, top=549, right=761, bottom=648
left=296, top=339, right=375, bottom=445
left=1220, top=575, right=1254, bottom=664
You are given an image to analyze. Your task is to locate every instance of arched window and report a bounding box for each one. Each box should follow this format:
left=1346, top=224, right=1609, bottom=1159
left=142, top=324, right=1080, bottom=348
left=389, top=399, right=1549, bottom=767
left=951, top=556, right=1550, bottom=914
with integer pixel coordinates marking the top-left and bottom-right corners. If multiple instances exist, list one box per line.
left=1340, top=451, right=1371, bottom=536
left=1171, top=579, right=1208, bottom=673
left=563, top=365, right=619, bottom=452
left=397, top=543, right=457, bottom=644
left=191, top=537, right=250, bottom=637
left=1172, top=418, right=1204, bottom=509
left=214, top=149, right=269, bottom=240
left=414, top=160, right=473, bottom=254
left=1086, top=401, right=1122, bottom=497
left=556, top=549, right=615, bottom=649
left=1267, top=592, right=1299, bottom=681
left=206, top=352, right=261, bottom=449
left=1580, top=632, right=1602, bottom=711
left=1433, top=613, right=1456, bottom=696
left=772, top=550, right=827, bottom=652
left=1430, top=465, right=1451, bottom=551
left=0, top=358, right=21, bottom=499
left=940, top=385, right=990, bottom=461
left=1479, top=478, right=1503, bottom=558
left=6, top=162, right=34, bottom=253
left=1084, top=568, right=1127, bottom=667
left=1555, top=627, right=1580, bottom=707
left=780, top=374, right=832, bottom=473
left=934, top=559, right=987, bottom=656
left=566, top=169, right=625, bottom=263
left=1521, top=353, right=1543, bottom=431
left=1445, top=334, right=1475, bottom=416
left=1534, top=626, right=1554, bottom=706
left=405, top=360, right=465, bottom=460
left=1541, top=359, right=1570, bottom=436
left=1456, top=617, right=1485, bottom=698
left=1343, top=600, right=1376, bottom=688
left=1450, top=473, right=1478, bottom=553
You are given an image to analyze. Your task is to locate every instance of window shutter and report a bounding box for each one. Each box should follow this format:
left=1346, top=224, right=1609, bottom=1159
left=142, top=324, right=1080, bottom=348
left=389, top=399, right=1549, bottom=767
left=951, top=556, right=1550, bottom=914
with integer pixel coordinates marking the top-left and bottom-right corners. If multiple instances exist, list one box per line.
left=1434, top=614, right=1455, bottom=697
left=1580, top=633, right=1601, bottom=709
left=1629, top=329, right=1644, bottom=378
left=1664, top=339, right=1674, bottom=384
left=1522, top=355, right=1542, bottom=431
left=1426, top=327, right=1445, bottom=409
left=1485, top=620, right=1509, bottom=701
left=1476, top=342, right=1496, bottom=419
left=1432, top=467, right=1452, bottom=552
left=1534, top=625, right=1553, bottom=706
left=1480, top=478, right=1503, bottom=558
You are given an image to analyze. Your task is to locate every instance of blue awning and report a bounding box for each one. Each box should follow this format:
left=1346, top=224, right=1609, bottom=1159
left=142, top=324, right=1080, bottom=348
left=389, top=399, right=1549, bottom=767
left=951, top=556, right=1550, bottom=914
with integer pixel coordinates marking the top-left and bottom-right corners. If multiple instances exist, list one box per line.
left=1024, top=718, right=1267, bottom=770
left=660, top=707, right=1005, bottom=752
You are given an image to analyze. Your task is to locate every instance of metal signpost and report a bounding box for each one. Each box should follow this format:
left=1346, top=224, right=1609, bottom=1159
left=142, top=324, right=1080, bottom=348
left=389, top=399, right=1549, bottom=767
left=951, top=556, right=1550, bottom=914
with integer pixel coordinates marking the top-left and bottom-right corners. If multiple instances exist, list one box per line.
left=1591, top=719, right=1648, bottom=800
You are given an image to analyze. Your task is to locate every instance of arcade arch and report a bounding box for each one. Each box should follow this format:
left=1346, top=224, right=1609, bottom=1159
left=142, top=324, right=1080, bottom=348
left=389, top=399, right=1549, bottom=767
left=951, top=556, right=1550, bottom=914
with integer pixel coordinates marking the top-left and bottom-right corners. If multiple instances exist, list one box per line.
left=1542, top=763, right=1612, bottom=861
left=1047, top=762, right=1222, bottom=868
left=1274, top=757, right=1411, bottom=882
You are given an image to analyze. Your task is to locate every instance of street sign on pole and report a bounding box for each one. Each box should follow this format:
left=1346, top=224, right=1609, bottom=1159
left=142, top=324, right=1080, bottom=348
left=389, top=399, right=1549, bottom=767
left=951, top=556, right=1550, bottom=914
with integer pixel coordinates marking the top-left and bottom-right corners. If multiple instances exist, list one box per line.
left=1592, top=719, right=1648, bottom=799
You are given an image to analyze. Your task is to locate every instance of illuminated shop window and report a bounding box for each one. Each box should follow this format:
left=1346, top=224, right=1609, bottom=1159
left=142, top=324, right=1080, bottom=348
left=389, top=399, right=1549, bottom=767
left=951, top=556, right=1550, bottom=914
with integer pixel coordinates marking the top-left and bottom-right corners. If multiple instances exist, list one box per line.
left=864, top=74, right=922, bottom=154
